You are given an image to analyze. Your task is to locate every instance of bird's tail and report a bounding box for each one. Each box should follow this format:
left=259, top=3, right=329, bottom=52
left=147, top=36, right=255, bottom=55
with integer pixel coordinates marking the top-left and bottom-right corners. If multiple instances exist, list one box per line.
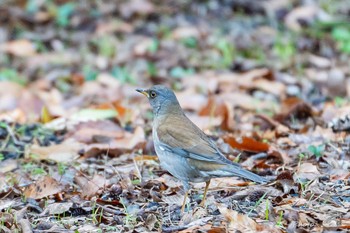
left=222, top=164, right=268, bottom=184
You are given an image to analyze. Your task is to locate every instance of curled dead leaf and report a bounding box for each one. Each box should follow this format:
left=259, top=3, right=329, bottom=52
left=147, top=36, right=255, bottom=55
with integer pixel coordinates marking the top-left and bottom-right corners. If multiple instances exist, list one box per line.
left=199, top=96, right=235, bottom=131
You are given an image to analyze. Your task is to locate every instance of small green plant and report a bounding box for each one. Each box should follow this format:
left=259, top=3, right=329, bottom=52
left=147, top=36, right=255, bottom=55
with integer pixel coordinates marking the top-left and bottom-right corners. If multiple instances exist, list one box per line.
left=58, top=162, right=67, bottom=176
left=83, top=65, right=98, bottom=81
left=55, top=2, right=76, bottom=27
left=233, top=153, right=241, bottom=163
left=276, top=211, right=284, bottom=227
left=147, top=39, right=159, bottom=53
left=240, top=45, right=266, bottom=63
left=0, top=69, right=27, bottom=85
left=265, top=200, right=269, bottom=220
left=297, top=178, right=313, bottom=198
left=169, top=66, right=194, bottom=78
left=181, top=37, right=198, bottom=48
left=147, top=62, right=158, bottom=77
left=307, top=144, right=325, bottom=159
left=91, top=36, right=116, bottom=58
left=298, top=153, right=306, bottom=167
left=131, top=178, right=141, bottom=185
left=331, top=27, right=350, bottom=54
left=215, top=38, right=235, bottom=68
left=334, top=96, right=348, bottom=107
left=120, top=198, right=137, bottom=228
left=32, top=167, right=47, bottom=176
left=273, top=35, right=296, bottom=61
left=111, top=66, right=135, bottom=84
left=247, top=192, right=267, bottom=217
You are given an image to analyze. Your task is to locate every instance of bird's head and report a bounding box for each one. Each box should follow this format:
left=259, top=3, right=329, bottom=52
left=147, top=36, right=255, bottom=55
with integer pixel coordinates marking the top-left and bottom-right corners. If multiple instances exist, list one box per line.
left=136, top=85, right=182, bottom=116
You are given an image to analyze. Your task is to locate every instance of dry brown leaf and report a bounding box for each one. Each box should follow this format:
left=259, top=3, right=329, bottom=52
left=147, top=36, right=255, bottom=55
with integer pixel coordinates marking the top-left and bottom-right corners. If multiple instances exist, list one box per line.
left=23, top=176, right=64, bottom=199
left=119, top=0, right=154, bottom=18
left=187, top=115, right=222, bottom=131
left=176, top=90, right=207, bottom=112
left=285, top=5, right=319, bottom=31
left=294, top=163, right=320, bottom=181
left=162, top=192, right=187, bottom=206
left=192, top=177, right=247, bottom=191
left=0, top=159, right=18, bottom=173
left=199, top=96, right=235, bottom=131
left=95, top=20, right=133, bottom=35
left=75, top=174, right=107, bottom=198
left=145, top=213, right=158, bottom=230
left=275, top=97, right=314, bottom=123
left=156, top=174, right=182, bottom=188
left=45, top=202, right=73, bottom=215
left=0, top=200, right=15, bottom=211
left=220, top=92, right=277, bottom=111
left=96, top=100, right=134, bottom=126
left=133, top=37, right=154, bottom=56
left=0, top=81, right=24, bottom=112
left=217, top=68, right=272, bottom=91
left=0, top=39, right=36, bottom=57
left=182, top=72, right=219, bottom=93
left=180, top=207, right=208, bottom=226
left=26, top=139, right=81, bottom=162
left=171, top=26, right=202, bottom=39
left=268, top=145, right=292, bottom=164
left=217, top=203, right=258, bottom=232
left=84, top=126, right=145, bottom=152
left=253, top=79, right=286, bottom=97
left=223, top=135, right=269, bottom=153
left=67, top=120, right=124, bottom=143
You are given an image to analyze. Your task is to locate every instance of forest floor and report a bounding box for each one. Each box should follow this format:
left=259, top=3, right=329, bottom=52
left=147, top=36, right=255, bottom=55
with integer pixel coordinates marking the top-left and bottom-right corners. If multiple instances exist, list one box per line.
left=0, top=0, right=350, bottom=232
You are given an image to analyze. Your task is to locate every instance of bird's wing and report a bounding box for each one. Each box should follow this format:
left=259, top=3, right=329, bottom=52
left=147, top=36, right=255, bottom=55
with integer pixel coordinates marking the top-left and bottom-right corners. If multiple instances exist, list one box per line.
left=156, top=114, right=237, bottom=165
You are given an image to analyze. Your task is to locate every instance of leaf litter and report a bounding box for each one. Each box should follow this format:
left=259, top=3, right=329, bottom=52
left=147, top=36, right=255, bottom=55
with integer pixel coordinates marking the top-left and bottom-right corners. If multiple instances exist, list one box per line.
left=0, top=0, right=349, bottom=232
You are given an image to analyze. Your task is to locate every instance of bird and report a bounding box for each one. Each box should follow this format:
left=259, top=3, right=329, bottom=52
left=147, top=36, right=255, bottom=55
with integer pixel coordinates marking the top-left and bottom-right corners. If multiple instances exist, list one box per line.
left=137, top=85, right=267, bottom=212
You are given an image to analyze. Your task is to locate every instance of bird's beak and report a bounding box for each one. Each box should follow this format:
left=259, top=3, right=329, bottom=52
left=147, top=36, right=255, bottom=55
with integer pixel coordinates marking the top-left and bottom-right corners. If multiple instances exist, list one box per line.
left=136, top=88, right=149, bottom=98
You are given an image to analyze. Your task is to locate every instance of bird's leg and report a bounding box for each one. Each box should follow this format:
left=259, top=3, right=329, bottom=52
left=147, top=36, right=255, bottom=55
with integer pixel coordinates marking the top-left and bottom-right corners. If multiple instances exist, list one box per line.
left=200, top=180, right=211, bottom=207
left=181, top=190, right=189, bottom=213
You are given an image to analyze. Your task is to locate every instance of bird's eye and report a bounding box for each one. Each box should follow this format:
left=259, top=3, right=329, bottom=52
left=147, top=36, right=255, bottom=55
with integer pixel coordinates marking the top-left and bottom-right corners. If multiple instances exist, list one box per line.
left=150, top=91, right=157, bottom=98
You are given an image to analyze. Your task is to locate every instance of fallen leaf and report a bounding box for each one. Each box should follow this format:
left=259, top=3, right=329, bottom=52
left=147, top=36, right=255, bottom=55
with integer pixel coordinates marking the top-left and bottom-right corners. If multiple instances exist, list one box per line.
left=285, top=6, right=319, bottom=31
left=0, top=39, right=36, bottom=57
left=0, top=159, right=18, bottom=173
left=253, top=79, right=286, bottom=97
left=40, top=106, right=54, bottom=123
left=23, top=176, right=64, bottom=199
left=84, top=126, right=146, bottom=154
left=199, top=96, right=235, bottom=131
left=26, top=139, right=81, bottom=162
left=75, top=174, right=107, bottom=198
left=171, top=26, right=202, bottom=40
left=268, top=145, right=292, bottom=164
left=223, top=136, right=269, bottom=153
left=96, top=100, right=134, bottom=126
left=45, top=202, right=73, bottom=215
left=217, top=204, right=258, bottom=232
left=145, top=213, right=158, bottom=230
left=66, top=120, right=124, bottom=144
left=0, top=200, right=15, bottom=211
left=119, top=0, right=154, bottom=18
left=187, top=115, right=222, bottom=131
left=294, top=163, right=320, bottom=181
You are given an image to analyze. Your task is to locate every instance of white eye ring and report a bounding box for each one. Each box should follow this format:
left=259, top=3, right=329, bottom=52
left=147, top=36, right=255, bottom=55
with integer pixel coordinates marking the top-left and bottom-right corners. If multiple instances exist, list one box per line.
left=150, top=91, right=157, bottom=98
